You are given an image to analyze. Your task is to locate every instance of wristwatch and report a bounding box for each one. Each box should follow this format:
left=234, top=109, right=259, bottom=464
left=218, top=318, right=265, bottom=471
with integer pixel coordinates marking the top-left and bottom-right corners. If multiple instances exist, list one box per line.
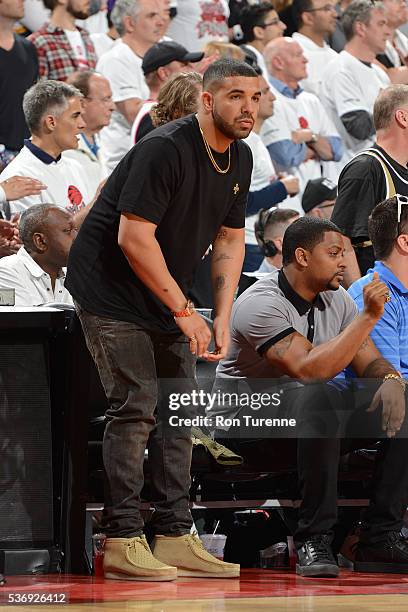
left=171, top=299, right=195, bottom=318
left=383, top=372, right=406, bottom=391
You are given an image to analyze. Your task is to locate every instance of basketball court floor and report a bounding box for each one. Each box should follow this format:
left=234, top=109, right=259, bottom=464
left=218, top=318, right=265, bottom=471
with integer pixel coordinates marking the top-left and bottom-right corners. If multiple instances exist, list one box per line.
left=1, top=569, right=408, bottom=611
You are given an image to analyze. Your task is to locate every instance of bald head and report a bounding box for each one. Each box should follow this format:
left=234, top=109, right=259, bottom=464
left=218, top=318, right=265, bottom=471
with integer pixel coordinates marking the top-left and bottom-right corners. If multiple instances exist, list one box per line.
left=264, top=37, right=308, bottom=84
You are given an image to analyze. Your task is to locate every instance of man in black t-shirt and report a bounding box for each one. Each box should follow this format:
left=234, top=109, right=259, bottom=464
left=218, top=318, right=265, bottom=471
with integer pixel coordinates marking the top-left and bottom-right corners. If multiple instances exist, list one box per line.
left=66, top=59, right=260, bottom=581
left=0, top=0, right=38, bottom=170
left=332, top=84, right=408, bottom=286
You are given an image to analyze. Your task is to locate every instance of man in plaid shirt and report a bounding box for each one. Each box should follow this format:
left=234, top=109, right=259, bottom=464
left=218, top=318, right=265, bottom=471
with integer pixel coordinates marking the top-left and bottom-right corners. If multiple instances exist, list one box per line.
left=29, top=0, right=97, bottom=80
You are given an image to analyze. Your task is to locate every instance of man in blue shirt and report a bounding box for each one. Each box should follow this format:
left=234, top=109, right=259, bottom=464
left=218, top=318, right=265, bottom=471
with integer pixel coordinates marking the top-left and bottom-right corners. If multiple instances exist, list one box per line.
left=348, top=195, right=408, bottom=378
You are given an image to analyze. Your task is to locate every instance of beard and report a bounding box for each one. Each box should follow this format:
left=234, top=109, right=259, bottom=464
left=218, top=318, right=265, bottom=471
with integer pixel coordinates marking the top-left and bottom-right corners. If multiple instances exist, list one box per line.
left=211, top=106, right=254, bottom=140
left=67, top=1, right=90, bottom=19
left=325, top=274, right=343, bottom=291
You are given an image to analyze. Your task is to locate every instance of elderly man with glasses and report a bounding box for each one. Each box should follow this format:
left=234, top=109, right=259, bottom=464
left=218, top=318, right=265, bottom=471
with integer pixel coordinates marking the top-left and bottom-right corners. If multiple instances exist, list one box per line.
left=65, top=71, right=115, bottom=197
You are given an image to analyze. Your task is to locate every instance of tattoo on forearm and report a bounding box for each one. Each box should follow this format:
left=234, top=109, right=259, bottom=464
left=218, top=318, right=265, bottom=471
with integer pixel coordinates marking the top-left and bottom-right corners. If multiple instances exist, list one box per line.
left=363, top=358, right=396, bottom=379
left=214, top=252, right=233, bottom=263
left=271, top=334, right=295, bottom=359
left=215, top=274, right=227, bottom=291
left=216, top=228, right=228, bottom=240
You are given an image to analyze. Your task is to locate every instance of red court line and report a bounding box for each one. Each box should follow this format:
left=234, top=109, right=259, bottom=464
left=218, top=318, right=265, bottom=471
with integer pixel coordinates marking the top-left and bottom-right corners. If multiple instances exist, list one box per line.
left=1, top=570, right=408, bottom=603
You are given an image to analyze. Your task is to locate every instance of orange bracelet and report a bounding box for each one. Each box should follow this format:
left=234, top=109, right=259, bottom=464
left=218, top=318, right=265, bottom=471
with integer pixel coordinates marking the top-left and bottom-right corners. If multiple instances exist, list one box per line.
left=171, top=300, right=195, bottom=318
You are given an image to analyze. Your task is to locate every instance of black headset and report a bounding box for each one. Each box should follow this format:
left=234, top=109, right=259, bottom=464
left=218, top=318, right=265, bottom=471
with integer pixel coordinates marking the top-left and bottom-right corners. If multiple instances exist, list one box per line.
left=254, top=207, right=279, bottom=258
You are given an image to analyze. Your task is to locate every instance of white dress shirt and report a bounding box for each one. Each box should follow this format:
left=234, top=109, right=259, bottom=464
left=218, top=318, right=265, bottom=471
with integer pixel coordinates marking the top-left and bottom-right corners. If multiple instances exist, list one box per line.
left=0, top=247, right=73, bottom=306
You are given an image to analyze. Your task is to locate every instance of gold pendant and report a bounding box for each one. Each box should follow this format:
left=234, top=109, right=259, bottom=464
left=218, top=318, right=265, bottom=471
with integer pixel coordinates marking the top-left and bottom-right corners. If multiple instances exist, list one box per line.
left=233, top=183, right=240, bottom=195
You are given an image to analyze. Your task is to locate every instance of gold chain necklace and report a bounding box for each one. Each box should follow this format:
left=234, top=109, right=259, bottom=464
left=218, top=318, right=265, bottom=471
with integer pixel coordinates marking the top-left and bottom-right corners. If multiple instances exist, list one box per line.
left=198, top=122, right=231, bottom=174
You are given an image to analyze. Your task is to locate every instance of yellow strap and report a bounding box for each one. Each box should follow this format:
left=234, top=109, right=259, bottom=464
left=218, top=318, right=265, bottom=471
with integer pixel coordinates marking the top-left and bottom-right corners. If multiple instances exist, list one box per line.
left=363, top=150, right=396, bottom=198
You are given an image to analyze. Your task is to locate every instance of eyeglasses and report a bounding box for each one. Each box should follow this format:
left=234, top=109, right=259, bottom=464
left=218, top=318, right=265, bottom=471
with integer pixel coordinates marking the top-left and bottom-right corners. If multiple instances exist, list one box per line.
left=304, top=4, right=337, bottom=12
left=259, top=18, right=282, bottom=27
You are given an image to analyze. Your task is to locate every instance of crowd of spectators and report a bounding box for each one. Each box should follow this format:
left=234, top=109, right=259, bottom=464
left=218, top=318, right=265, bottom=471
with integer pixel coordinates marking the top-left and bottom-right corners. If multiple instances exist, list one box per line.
left=3, top=0, right=408, bottom=283
left=2, top=0, right=408, bottom=579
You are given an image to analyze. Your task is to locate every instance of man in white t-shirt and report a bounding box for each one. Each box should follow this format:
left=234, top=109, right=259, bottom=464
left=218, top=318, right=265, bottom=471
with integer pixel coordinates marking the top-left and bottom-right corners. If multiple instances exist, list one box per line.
left=320, top=0, right=391, bottom=170
left=0, top=80, right=93, bottom=224
left=64, top=71, right=115, bottom=195
left=97, top=0, right=165, bottom=171
left=0, top=204, right=76, bottom=306
left=291, top=0, right=338, bottom=95
left=244, top=75, right=299, bottom=269
left=261, top=37, right=342, bottom=208
left=239, top=2, right=286, bottom=79
left=90, top=2, right=120, bottom=60
left=376, top=0, right=408, bottom=82
left=167, top=0, right=229, bottom=53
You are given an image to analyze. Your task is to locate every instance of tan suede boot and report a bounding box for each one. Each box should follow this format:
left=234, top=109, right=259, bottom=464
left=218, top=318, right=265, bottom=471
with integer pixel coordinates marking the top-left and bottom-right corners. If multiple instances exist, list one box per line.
left=103, top=535, right=177, bottom=581
left=151, top=533, right=240, bottom=578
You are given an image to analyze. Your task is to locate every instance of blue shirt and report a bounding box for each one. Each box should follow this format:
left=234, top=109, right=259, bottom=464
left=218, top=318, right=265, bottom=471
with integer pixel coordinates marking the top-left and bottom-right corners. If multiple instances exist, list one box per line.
left=348, top=261, right=408, bottom=377
left=269, top=76, right=303, bottom=99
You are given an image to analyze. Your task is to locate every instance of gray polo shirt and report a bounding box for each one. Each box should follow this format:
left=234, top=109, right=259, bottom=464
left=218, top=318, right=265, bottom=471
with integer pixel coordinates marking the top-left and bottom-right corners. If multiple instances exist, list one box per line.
left=217, top=268, right=358, bottom=379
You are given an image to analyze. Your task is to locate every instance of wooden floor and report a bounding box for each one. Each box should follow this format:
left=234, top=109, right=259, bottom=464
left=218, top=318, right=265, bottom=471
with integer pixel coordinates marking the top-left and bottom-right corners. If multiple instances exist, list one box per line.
left=1, top=569, right=408, bottom=611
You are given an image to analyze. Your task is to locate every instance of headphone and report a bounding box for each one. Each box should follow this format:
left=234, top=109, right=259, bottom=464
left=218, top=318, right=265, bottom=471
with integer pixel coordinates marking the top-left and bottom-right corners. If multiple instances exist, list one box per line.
left=254, top=207, right=279, bottom=258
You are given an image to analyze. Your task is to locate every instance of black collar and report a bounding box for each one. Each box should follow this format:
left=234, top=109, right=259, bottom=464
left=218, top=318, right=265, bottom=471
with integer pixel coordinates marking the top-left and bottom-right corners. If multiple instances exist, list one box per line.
left=24, top=139, right=61, bottom=164
left=278, top=269, right=325, bottom=315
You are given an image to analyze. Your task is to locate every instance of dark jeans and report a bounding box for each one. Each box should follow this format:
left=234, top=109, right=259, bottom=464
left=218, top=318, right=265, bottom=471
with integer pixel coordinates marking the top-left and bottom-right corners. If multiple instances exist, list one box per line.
left=76, top=304, right=196, bottom=538
left=214, top=379, right=408, bottom=546
left=293, top=383, right=408, bottom=545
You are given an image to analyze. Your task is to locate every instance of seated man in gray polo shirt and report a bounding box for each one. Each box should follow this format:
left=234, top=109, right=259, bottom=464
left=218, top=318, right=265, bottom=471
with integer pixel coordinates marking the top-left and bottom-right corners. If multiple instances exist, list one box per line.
left=215, top=217, right=408, bottom=577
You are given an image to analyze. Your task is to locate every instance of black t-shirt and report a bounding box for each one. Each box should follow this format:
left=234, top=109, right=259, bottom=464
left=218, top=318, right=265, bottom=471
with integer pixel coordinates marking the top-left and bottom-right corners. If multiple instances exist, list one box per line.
left=332, top=144, right=408, bottom=240
left=135, top=113, right=155, bottom=143
left=0, top=35, right=38, bottom=150
left=376, top=53, right=395, bottom=69
left=66, top=114, right=252, bottom=333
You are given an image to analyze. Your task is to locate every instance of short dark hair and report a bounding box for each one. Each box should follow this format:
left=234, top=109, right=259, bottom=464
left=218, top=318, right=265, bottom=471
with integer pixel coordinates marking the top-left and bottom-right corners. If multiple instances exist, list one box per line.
left=19, top=204, right=58, bottom=252
left=292, top=0, right=314, bottom=28
left=240, top=2, right=276, bottom=43
left=368, top=196, right=408, bottom=260
left=282, top=217, right=342, bottom=266
left=202, top=58, right=258, bottom=93
left=43, top=0, right=59, bottom=11
left=342, top=0, right=383, bottom=42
